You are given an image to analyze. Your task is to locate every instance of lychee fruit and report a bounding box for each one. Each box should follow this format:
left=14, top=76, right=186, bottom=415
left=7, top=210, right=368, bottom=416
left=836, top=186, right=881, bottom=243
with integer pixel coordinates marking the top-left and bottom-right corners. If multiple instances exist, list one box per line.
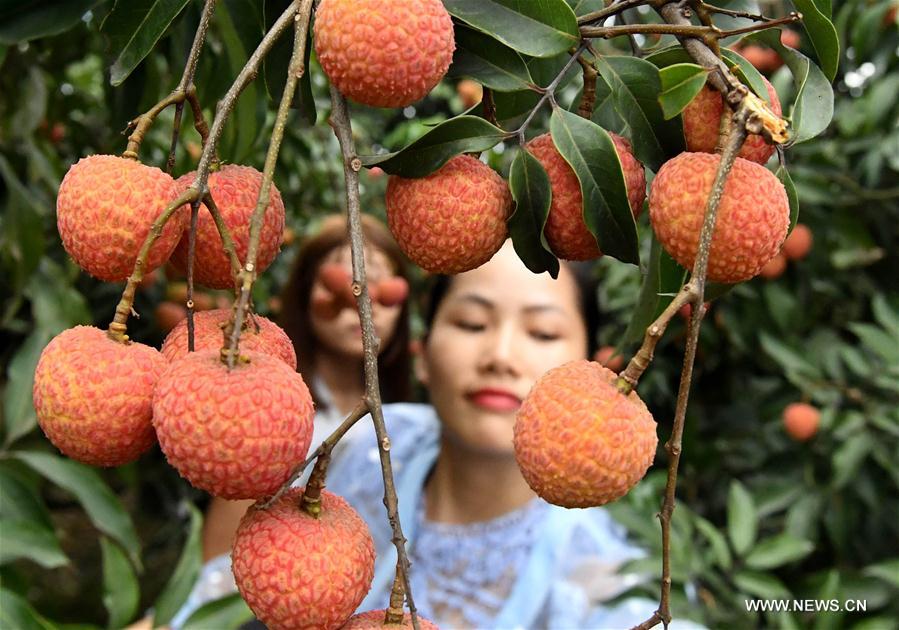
left=375, top=277, right=409, bottom=307
left=56, top=155, right=187, bottom=281
left=342, top=610, right=439, bottom=629
left=649, top=152, right=789, bottom=284
left=314, top=0, right=455, bottom=108
left=386, top=155, right=511, bottom=274
left=513, top=360, right=658, bottom=508
left=32, top=326, right=166, bottom=467
left=782, top=402, right=820, bottom=441
left=155, top=301, right=189, bottom=333
left=682, top=78, right=782, bottom=164
left=457, top=79, right=484, bottom=109
left=171, top=165, right=285, bottom=289
left=232, top=488, right=375, bottom=630
left=152, top=351, right=313, bottom=499
left=319, top=263, right=357, bottom=310
left=758, top=252, right=787, bottom=279
left=160, top=308, right=297, bottom=370
left=593, top=345, right=625, bottom=372
left=526, top=132, right=645, bottom=261
left=782, top=223, right=813, bottom=261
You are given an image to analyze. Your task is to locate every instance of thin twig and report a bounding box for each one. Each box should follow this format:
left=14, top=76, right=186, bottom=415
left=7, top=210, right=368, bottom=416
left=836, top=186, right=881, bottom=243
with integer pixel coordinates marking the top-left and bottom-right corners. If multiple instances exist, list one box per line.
left=698, top=2, right=773, bottom=22
left=578, top=0, right=653, bottom=25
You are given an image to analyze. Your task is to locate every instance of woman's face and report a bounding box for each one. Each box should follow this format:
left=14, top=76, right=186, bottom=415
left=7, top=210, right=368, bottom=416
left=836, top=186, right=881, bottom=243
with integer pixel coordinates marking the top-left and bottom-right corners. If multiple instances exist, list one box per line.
left=419, top=241, right=589, bottom=456
left=309, top=244, right=403, bottom=359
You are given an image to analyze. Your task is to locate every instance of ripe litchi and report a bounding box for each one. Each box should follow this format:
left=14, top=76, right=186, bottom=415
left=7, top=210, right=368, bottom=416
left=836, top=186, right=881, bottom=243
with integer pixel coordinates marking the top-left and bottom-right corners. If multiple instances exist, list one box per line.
left=649, top=152, right=789, bottom=283
left=314, top=0, right=455, bottom=108
left=759, top=252, right=787, bottom=279
left=152, top=351, right=313, bottom=499
left=56, top=155, right=187, bottom=281
left=375, top=277, right=409, bottom=308
left=171, top=165, right=285, bottom=289
left=160, top=308, right=297, bottom=370
left=682, top=78, right=782, bottom=164
left=593, top=346, right=624, bottom=372
left=386, top=155, right=511, bottom=274
left=782, top=402, right=820, bottom=441
left=457, top=79, right=484, bottom=109
left=782, top=223, right=813, bottom=261
left=32, top=326, right=166, bottom=467
left=232, top=488, right=375, bottom=630
left=342, top=610, right=439, bottom=629
left=155, top=301, right=189, bottom=333
left=526, top=132, right=645, bottom=261
left=513, top=360, right=658, bottom=508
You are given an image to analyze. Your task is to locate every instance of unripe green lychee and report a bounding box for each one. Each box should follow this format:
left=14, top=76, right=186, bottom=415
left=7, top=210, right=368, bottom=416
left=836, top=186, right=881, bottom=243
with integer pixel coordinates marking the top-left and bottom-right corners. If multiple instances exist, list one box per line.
left=782, top=402, right=820, bottom=441
left=342, top=610, right=439, bottom=629
left=152, top=351, right=313, bottom=499
left=56, top=155, right=187, bottom=281
left=526, top=132, right=645, bottom=261
left=682, top=78, right=782, bottom=164
left=160, top=308, right=296, bottom=370
left=649, top=152, right=789, bottom=284
left=513, top=360, right=658, bottom=508
left=314, top=0, right=455, bottom=108
left=232, top=488, right=375, bottom=630
left=386, top=155, right=511, bottom=274
left=171, top=165, right=285, bottom=289
left=32, top=326, right=165, bottom=467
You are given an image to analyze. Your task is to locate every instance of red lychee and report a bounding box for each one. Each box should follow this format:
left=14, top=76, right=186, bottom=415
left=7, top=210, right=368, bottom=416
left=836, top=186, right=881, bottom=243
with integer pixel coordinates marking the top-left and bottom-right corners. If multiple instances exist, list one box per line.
left=155, top=301, right=189, bottom=333
left=32, top=326, right=166, bottom=467
left=56, top=155, right=187, bottom=281
left=759, top=252, right=787, bottom=279
left=457, top=79, right=484, bottom=109
left=375, top=277, right=409, bottom=307
left=593, top=345, right=625, bottom=372
left=386, top=155, right=511, bottom=274
left=314, top=0, right=455, bottom=108
left=342, top=610, right=440, bottom=629
left=782, top=223, right=813, bottom=261
left=232, top=489, right=375, bottom=630
left=782, top=402, right=820, bottom=441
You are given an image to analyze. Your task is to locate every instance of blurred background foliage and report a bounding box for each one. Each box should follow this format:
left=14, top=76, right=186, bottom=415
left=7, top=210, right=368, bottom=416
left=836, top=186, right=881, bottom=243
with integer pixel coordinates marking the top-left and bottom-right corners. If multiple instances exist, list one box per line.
left=0, top=0, right=897, bottom=628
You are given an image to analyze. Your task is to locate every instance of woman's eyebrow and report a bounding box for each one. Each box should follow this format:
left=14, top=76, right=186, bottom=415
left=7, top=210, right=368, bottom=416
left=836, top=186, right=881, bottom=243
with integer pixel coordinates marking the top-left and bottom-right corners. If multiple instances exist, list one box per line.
left=522, top=304, right=566, bottom=315
left=454, top=293, right=494, bottom=309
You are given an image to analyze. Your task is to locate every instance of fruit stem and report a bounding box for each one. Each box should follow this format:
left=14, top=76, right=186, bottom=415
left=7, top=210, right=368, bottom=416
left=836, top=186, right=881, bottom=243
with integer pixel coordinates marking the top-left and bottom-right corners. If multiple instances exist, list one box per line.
left=300, top=450, right=330, bottom=519
left=576, top=54, right=598, bottom=119
left=482, top=88, right=498, bottom=127
left=329, top=85, right=422, bottom=630
left=221, top=0, right=315, bottom=368
left=385, top=570, right=406, bottom=624
left=185, top=197, right=201, bottom=352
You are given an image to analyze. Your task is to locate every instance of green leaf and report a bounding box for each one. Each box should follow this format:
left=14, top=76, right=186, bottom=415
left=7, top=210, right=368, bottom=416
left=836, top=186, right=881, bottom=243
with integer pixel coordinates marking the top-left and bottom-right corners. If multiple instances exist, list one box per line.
left=101, top=538, right=140, bottom=630
left=0, top=587, right=56, bottom=630
left=550, top=108, right=639, bottom=264
left=181, top=594, right=254, bottom=630
left=862, top=559, right=899, bottom=589
left=734, top=570, right=791, bottom=599
left=624, top=236, right=662, bottom=344
left=508, top=149, right=560, bottom=278
left=0, top=154, right=46, bottom=293
left=849, top=323, right=899, bottom=364
left=594, top=55, right=684, bottom=171
left=759, top=332, right=822, bottom=379
left=3, top=330, right=51, bottom=447
left=658, top=64, right=710, bottom=120
left=102, top=0, right=191, bottom=86
left=695, top=516, right=732, bottom=570
left=0, top=466, right=53, bottom=528
left=871, top=295, right=899, bottom=340
left=727, top=480, right=758, bottom=555
left=745, top=534, right=814, bottom=570
left=448, top=25, right=535, bottom=92
left=216, top=1, right=261, bottom=161
left=263, top=0, right=315, bottom=124
left=359, top=116, right=507, bottom=177
left=832, top=433, right=874, bottom=489
left=12, top=451, right=142, bottom=570
left=152, top=503, right=204, bottom=627
left=443, top=0, right=579, bottom=58
left=776, top=165, right=800, bottom=232
left=0, top=0, right=103, bottom=44
left=0, top=519, right=68, bottom=569
left=790, top=0, right=840, bottom=81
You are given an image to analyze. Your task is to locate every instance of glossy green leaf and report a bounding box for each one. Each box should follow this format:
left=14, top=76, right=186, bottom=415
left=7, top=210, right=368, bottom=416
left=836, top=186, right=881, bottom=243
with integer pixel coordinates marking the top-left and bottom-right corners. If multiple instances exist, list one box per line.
left=3, top=330, right=50, bottom=447
left=12, top=451, right=142, bottom=570
left=0, top=519, right=68, bottom=569
left=791, top=0, right=841, bottom=80
left=727, top=480, right=758, bottom=556
left=0, top=587, right=56, bottom=630
left=101, top=538, right=139, bottom=630
left=152, top=503, right=203, bottom=627
left=0, top=155, right=46, bottom=293
left=745, top=534, right=814, bottom=569
left=0, top=0, right=102, bottom=44
left=182, top=594, right=254, bottom=630
left=508, top=149, right=560, bottom=278
left=722, top=48, right=776, bottom=105
left=658, top=63, right=710, bottom=119
left=449, top=25, right=535, bottom=92
left=549, top=108, right=639, bottom=264
left=359, top=116, right=507, bottom=177
left=566, top=0, right=606, bottom=17
left=443, top=0, right=579, bottom=58
left=102, top=0, right=191, bottom=86
left=0, top=467, right=52, bottom=528
left=695, top=516, right=732, bottom=570
left=733, top=570, right=792, bottom=599
left=216, top=2, right=261, bottom=161
left=777, top=165, right=800, bottom=231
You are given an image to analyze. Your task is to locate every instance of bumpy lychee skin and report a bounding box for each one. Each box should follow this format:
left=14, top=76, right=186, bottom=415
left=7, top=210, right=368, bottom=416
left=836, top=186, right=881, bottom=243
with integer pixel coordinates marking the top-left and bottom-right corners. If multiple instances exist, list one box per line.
left=649, top=152, right=789, bottom=284
left=526, top=132, right=645, bottom=261
left=232, top=489, right=375, bottom=630
left=386, top=155, right=511, bottom=274
left=315, top=0, right=455, bottom=108
left=57, top=155, right=187, bottom=281
left=513, top=360, right=658, bottom=508
left=160, top=308, right=296, bottom=370
left=171, top=165, right=285, bottom=289
left=32, top=326, right=166, bottom=467
left=152, top=351, right=313, bottom=499
left=682, top=78, right=782, bottom=164
left=342, top=610, right=439, bottom=629
left=783, top=402, right=820, bottom=441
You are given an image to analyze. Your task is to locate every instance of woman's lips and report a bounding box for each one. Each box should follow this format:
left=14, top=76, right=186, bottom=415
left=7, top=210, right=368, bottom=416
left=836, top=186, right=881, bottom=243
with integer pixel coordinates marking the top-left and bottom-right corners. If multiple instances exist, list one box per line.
left=467, top=389, right=522, bottom=412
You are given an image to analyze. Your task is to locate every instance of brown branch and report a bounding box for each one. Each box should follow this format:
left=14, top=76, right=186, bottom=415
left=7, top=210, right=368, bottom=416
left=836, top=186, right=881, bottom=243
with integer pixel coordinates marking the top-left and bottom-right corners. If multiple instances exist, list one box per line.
left=697, top=2, right=773, bottom=22
left=720, top=12, right=802, bottom=38
left=328, top=85, right=421, bottom=630
left=202, top=192, right=243, bottom=289
left=482, top=87, right=498, bottom=126
left=580, top=23, right=717, bottom=39
left=185, top=198, right=201, bottom=352
left=577, top=0, right=653, bottom=25
left=576, top=54, right=598, bottom=118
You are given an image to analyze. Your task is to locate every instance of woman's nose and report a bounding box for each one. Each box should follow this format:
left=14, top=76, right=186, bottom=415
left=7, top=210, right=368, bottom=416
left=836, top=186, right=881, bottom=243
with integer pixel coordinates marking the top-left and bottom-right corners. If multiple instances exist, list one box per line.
left=478, top=324, right=519, bottom=376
